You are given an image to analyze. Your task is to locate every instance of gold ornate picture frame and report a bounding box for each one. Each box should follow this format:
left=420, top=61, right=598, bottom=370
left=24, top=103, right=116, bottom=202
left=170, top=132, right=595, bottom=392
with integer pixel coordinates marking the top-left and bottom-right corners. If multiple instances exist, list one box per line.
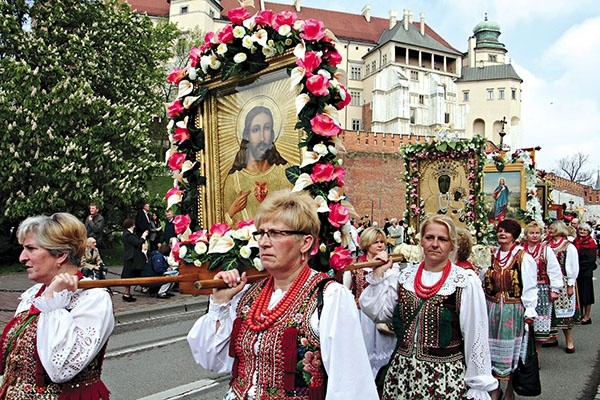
left=483, top=163, right=526, bottom=224
left=417, top=156, right=472, bottom=230
left=196, top=54, right=303, bottom=227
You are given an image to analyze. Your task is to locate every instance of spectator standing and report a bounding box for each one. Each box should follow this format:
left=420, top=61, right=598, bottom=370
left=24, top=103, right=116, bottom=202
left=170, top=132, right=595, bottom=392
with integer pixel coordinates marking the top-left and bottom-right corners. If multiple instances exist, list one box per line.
left=163, top=210, right=177, bottom=245
left=85, top=203, right=105, bottom=248
left=80, top=237, right=107, bottom=280
left=135, top=202, right=151, bottom=238
left=148, top=212, right=162, bottom=251
left=387, top=218, right=404, bottom=248
left=122, top=218, right=148, bottom=302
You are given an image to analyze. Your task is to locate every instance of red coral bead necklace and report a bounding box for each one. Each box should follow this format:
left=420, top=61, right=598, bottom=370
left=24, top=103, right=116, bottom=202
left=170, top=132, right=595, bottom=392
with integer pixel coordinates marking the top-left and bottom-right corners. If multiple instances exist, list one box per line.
left=246, top=265, right=311, bottom=332
left=413, top=260, right=452, bottom=299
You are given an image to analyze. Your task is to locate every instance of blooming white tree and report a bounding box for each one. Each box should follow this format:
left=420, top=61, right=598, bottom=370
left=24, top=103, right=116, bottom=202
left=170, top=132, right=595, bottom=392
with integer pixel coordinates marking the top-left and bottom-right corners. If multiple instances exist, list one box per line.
left=0, top=0, right=178, bottom=232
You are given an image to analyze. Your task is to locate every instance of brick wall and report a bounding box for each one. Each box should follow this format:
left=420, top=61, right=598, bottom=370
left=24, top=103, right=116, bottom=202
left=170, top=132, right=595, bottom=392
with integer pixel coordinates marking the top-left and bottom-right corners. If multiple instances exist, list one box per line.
left=340, top=131, right=427, bottom=223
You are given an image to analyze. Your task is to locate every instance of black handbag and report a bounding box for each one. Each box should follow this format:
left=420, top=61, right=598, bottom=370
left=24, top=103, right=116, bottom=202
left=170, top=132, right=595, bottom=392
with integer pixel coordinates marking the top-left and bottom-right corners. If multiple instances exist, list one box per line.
left=512, top=325, right=541, bottom=396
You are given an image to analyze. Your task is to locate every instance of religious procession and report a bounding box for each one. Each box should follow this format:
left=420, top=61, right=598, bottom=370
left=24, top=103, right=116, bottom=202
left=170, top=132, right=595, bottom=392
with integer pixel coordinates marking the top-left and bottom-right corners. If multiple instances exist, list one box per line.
left=1, top=1, right=599, bottom=400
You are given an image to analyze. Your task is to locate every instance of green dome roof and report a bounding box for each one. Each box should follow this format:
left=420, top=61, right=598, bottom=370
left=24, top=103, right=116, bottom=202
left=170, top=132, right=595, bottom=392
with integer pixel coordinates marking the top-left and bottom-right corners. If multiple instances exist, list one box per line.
left=473, top=14, right=501, bottom=34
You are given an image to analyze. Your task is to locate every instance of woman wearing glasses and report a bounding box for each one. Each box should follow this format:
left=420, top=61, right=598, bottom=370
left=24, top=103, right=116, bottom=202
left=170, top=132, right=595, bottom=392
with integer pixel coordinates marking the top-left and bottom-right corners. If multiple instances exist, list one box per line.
left=0, top=213, right=113, bottom=398
left=187, top=190, right=378, bottom=399
left=343, top=227, right=397, bottom=378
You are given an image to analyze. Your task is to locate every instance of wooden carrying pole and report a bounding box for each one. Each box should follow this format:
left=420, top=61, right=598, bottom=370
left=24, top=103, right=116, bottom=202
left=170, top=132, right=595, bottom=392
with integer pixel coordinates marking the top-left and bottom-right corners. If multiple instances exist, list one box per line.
left=78, top=254, right=405, bottom=291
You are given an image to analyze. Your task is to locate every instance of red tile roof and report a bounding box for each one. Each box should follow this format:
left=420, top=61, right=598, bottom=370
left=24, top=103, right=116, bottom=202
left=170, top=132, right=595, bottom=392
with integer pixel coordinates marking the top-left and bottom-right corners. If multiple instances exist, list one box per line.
left=220, top=0, right=458, bottom=51
left=125, top=0, right=169, bottom=17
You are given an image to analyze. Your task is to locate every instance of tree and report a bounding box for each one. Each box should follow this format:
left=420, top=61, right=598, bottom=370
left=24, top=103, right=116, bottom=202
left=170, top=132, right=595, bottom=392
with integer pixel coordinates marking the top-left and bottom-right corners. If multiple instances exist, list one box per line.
left=554, top=152, right=594, bottom=185
left=0, top=0, right=179, bottom=234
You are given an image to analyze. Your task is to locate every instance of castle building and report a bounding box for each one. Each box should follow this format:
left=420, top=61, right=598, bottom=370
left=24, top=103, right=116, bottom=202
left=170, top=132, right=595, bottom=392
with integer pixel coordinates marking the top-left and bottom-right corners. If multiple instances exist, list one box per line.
left=126, top=0, right=526, bottom=219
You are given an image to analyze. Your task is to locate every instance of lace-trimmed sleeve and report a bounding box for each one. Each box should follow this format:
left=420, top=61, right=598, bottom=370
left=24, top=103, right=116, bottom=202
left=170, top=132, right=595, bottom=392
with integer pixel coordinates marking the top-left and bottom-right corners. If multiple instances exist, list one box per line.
left=460, top=274, right=498, bottom=398
left=35, top=288, right=114, bottom=383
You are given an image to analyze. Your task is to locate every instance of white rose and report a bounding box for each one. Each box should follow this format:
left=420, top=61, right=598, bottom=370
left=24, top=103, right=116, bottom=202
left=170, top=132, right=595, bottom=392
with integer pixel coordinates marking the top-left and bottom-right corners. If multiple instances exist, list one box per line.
left=240, top=245, right=252, bottom=259
left=253, top=257, right=264, bottom=271
left=179, top=246, right=188, bottom=258
left=233, top=52, right=247, bottom=63
left=194, top=242, right=207, bottom=254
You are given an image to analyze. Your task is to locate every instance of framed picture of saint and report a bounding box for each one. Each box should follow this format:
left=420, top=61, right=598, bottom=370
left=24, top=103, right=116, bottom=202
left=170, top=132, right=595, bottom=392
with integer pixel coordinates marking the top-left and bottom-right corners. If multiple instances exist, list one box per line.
left=419, top=158, right=471, bottom=229
left=198, top=56, right=303, bottom=227
left=483, top=163, right=526, bottom=224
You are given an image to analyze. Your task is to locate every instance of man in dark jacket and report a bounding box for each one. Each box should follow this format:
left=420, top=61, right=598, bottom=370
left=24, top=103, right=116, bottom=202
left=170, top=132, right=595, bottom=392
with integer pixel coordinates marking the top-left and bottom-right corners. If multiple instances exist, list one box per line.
left=147, top=244, right=178, bottom=299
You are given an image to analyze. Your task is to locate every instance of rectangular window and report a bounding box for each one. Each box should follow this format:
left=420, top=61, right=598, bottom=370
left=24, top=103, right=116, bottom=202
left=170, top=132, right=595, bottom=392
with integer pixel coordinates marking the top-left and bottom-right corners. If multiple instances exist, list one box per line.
left=488, top=54, right=497, bottom=62
left=487, top=89, right=494, bottom=100
left=511, top=88, right=517, bottom=100
left=463, top=91, right=469, bottom=102
left=382, top=54, right=388, bottom=65
left=498, top=88, right=505, bottom=100
left=365, top=64, right=371, bottom=75
left=371, top=60, right=376, bottom=71
left=410, top=71, right=419, bottom=81
left=410, top=108, right=416, bottom=124
left=180, top=6, right=189, bottom=14
left=418, top=95, right=425, bottom=105
left=350, top=65, right=362, bottom=81
left=352, top=119, right=361, bottom=130
left=350, top=91, right=362, bottom=106
left=444, top=113, right=450, bottom=123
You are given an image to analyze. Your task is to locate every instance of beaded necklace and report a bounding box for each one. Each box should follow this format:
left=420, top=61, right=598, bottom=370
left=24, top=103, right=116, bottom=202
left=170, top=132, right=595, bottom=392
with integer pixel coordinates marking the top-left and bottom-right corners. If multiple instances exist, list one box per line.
left=525, top=242, right=542, bottom=260
left=548, top=237, right=567, bottom=249
left=413, top=260, right=452, bottom=299
left=495, top=243, right=517, bottom=268
left=245, top=266, right=311, bottom=332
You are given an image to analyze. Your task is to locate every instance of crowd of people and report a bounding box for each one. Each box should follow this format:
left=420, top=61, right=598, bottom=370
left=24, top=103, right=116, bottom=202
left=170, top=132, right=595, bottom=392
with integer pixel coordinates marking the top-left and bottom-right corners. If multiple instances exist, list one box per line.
left=1, top=191, right=597, bottom=399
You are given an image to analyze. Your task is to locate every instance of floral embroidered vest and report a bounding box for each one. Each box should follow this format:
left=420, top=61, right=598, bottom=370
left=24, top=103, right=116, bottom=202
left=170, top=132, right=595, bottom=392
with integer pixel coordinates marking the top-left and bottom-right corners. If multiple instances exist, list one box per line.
left=349, top=256, right=370, bottom=307
left=229, top=272, right=330, bottom=400
left=529, top=244, right=549, bottom=284
left=484, top=249, right=525, bottom=304
left=0, top=310, right=109, bottom=400
left=392, top=285, right=464, bottom=363
left=548, top=240, right=569, bottom=276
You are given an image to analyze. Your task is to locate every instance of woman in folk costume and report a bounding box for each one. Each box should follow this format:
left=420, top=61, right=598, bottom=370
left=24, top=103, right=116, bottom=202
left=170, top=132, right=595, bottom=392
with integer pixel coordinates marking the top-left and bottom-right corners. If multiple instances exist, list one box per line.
left=187, top=190, right=378, bottom=399
left=0, top=213, right=114, bottom=399
left=573, top=222, right=596, bottom=325
left=484, top=219, right=538, bottom=400
left=360, top=214, right=498, bottom=399
left=522, top=221, right=563, bottom=352
left=342, top=227, right=398, bottom=377
left=543, top=220, right=580, bottom=352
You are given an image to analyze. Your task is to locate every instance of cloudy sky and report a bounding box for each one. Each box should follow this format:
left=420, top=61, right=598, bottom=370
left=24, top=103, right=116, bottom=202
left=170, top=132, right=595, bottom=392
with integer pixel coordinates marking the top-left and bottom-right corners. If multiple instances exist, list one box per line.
left=294, top=0, right=600, bottom=172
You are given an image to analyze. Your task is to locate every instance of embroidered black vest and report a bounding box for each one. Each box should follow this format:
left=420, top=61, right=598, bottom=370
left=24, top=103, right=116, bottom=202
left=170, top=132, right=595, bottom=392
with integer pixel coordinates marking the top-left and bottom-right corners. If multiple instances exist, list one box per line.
left=484, top=249, right=524, bottom=304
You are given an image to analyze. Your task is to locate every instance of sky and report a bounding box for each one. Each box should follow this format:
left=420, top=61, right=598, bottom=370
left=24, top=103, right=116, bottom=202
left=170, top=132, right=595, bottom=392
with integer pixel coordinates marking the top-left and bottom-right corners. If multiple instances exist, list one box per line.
left=293, top=0, right=600, bottom=172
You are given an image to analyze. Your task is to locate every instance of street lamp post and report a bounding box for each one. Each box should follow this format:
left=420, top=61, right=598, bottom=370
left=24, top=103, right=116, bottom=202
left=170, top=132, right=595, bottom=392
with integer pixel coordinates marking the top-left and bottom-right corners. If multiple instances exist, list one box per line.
left=498, top=116, right=507, bottom=150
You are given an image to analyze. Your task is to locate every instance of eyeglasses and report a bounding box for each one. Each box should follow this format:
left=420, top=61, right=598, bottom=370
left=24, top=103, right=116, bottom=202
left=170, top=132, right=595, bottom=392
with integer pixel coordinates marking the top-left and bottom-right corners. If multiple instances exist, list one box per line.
left=252, top=229, right=308, bottom=241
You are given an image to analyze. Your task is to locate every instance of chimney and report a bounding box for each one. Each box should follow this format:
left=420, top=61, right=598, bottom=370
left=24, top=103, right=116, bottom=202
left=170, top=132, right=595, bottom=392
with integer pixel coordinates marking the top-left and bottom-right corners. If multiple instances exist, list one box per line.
left=408, top=10, right=413, bottom=23
left=420, top=13, right=425, bottom=35
left=294, top=0, right=301, bottom=12
left=389, top=10, right=397, bottom=29
left=361, top=5, right=371, bottom=23
left=403, top=9, right=408, bottom=30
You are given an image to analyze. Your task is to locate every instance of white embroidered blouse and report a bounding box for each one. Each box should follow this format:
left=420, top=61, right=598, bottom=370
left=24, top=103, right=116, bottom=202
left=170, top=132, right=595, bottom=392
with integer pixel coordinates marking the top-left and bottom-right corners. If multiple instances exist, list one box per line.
left=359, top=264, right=498, bottom=400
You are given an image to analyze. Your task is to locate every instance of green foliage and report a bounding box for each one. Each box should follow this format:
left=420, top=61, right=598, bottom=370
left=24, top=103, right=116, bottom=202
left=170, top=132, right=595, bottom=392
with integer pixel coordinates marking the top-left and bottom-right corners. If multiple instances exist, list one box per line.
left=0, top=0, right=179, bottom=229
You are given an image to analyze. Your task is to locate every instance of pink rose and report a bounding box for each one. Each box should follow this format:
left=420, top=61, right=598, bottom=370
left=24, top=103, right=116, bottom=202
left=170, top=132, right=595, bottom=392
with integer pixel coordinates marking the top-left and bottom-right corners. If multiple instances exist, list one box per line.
left=227, top=7, right=251, bottom=25
left=328, top=203, right=349, bottom=227
left=166, top=100, right=185, bottom=118
left=335, top=84, right=352, bottom=110
left=173, top=214, right=192, bottom=235
left=173, top=125, right=190, bottom=143
left=310, top=163, right=334, bottom=182
left=255, top=10, right=274, bottom=27
left=165, top=186, right=184, bottom=200
left=330, top=246, right=353, bottom=271
left=333, top=166, right=346, bottom=187
left=209, top=222, right=231, bottom=237
left=300, top=19, right=325, bottom=41
left=217, top=24, right=234, bottom=44
left=237, top=219, right=255, bottom=229
left=188, top=230, right=208, bottom=243
left=306, top=74, right=329, bottom=97
left=324, top=47, right=342, bottom=67
left=167, top=67, right=187, bottom=84
left=171, top=241, right=181, bottom=261
left=302, top=350, right=322, bottom=374
left=199, top=32, right=215, bottom=53
left=189, top=47, right=202, bottom=67
left=297, top=51, right=322, bottom=74
left=168, top=152, right=187, bottom=171
left=272, top=11, right=297, bottom=30
left=310, top=113, right=341, bottom=137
